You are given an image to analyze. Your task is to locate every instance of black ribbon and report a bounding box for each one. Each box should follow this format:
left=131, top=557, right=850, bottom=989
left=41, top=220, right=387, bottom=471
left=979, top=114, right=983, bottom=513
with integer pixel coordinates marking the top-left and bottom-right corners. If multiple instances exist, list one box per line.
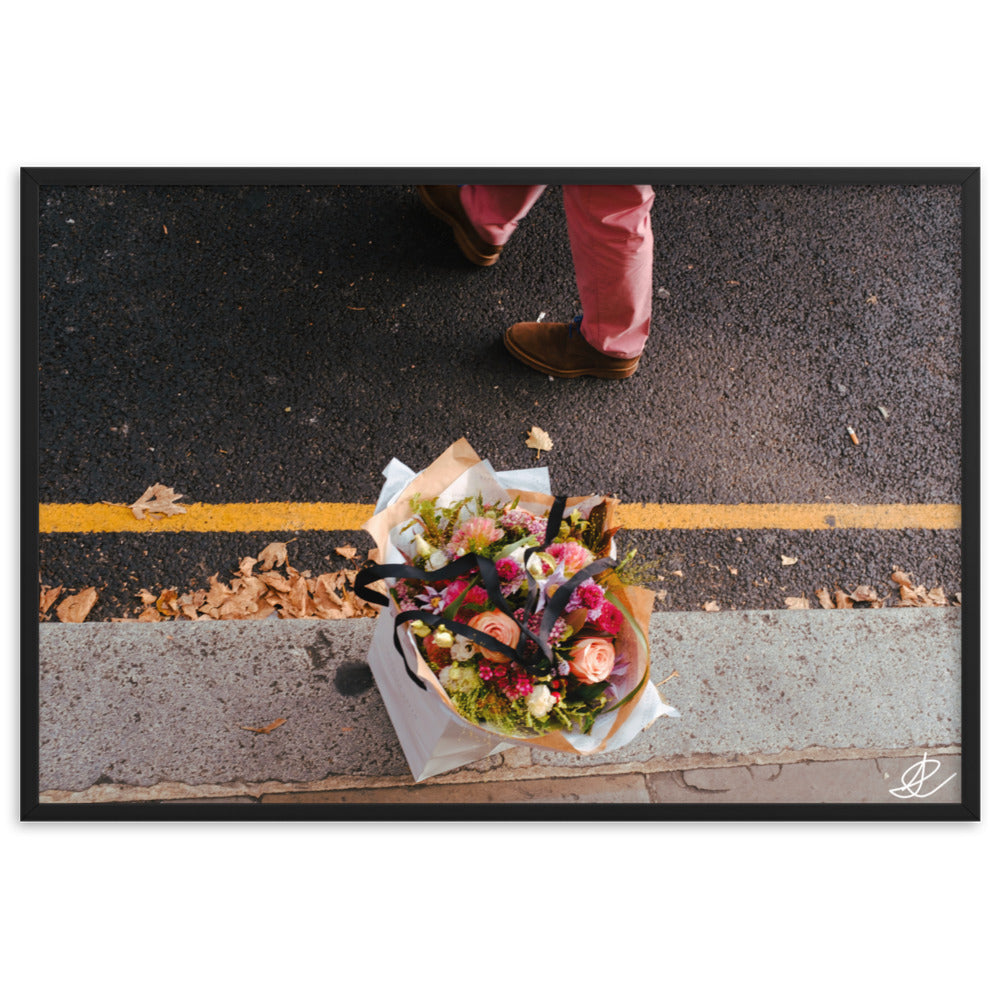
left=352, top=496, right=617, bottom=690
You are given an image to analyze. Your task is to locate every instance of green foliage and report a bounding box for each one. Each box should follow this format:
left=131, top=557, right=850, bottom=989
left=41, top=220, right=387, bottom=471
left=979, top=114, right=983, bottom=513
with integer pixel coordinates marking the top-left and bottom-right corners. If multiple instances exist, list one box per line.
left=613, top=547, right=659, bottom=587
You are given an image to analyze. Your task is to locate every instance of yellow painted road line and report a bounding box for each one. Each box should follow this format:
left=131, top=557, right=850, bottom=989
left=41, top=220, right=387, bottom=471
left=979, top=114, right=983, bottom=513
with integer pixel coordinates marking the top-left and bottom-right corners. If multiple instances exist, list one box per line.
left=617, top=503, right=961, bottom=531
left=38, top=502, right=378, bottom=534
left=38, top=502, right=961, bottom=533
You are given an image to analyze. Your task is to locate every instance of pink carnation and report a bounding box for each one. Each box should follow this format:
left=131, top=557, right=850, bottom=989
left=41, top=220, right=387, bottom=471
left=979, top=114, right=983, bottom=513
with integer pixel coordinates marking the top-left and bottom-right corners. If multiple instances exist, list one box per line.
left=443, top=579, right=490, bottom=609
left=447, top=516, right=503, bottom=556
left=495, top=558, right=521, bottom=582
left=546, top=540, right=594, bottom=575
left=566, top=579, right=605, bottom=614
left=595, top=600, right=623, bottom=635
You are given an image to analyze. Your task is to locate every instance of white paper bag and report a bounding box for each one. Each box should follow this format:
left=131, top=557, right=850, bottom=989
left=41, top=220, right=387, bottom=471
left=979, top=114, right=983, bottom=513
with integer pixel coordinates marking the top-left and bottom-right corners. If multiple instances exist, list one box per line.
left=363, top=444, right=677, bottom=782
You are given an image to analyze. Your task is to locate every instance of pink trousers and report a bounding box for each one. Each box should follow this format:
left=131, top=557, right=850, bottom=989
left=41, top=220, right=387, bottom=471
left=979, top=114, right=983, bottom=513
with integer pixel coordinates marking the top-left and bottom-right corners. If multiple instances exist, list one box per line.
left=459, top=184, right=655, bottom=358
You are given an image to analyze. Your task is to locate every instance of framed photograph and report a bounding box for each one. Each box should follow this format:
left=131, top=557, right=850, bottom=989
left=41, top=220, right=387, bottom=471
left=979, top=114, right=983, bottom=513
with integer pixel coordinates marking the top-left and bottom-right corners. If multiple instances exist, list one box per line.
left=22, top=167, right=979, bottom=820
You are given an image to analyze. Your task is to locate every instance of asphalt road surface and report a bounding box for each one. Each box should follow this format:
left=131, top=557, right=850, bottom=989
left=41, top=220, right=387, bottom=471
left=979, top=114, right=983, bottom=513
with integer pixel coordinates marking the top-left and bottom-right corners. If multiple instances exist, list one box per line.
left=33, top=177, right=966, bottom=619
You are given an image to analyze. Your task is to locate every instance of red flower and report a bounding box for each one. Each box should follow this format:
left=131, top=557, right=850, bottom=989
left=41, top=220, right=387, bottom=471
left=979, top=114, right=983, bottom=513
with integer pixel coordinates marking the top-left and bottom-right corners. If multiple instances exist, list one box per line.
left=596, top=600, right=623, bottom=635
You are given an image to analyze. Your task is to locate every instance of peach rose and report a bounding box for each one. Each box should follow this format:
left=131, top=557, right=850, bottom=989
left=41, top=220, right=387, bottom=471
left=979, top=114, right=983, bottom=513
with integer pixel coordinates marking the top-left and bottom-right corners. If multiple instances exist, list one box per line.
left=468, top=609, right=520, bottom=663
left=567, top=637, right=616, bottom=683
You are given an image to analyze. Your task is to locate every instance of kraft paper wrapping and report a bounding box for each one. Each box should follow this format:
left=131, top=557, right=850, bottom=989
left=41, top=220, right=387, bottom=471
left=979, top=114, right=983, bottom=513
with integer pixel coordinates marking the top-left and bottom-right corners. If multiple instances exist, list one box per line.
left=362, top=438, right=676, bottom=781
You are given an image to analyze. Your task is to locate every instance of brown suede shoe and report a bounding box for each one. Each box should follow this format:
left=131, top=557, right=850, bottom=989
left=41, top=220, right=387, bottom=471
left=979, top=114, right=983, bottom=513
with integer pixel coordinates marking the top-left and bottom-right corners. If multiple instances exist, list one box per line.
left=417, top=185, right=503, bottom=266
left=503, top=321, right=641, bottom=379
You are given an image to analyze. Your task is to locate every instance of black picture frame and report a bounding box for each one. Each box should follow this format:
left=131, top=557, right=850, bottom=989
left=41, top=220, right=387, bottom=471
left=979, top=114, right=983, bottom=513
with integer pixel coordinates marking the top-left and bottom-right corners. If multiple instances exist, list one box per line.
left=21, top=166, right=980, bottom=822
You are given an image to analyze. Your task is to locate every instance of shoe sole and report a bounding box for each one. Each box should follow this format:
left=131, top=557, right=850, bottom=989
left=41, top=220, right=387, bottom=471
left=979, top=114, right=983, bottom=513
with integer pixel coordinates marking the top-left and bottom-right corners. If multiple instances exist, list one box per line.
left=418, top=186, right=501, bottom=267
left=502, top=329, right=639, bottom=379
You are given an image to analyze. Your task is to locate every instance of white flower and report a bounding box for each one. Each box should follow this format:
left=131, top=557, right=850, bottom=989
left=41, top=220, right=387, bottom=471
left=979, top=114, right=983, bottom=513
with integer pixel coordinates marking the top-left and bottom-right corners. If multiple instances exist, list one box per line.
left=433, top=626, right=454, bottom=648
left=525, top=684, right=557, bottom=719
left=506, top=542, right=532, bottom=567
left=525, top=551, right=556, bottom=581
left=426, top=548, right=449, bottom=571
left=450, top=635, right=475, bottom=662
left=442, top=664, right=480, bottom=695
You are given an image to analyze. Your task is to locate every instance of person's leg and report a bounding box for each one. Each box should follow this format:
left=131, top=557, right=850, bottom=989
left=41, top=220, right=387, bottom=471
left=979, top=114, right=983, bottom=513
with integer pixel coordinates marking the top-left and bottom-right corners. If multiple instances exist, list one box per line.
left=459, top=185, right=548, bottom=245
left=417, top=184, right=546, bottom=266
left=562, top=184, right=655, bottom=358
left=502, top=184, right=655, bottom=378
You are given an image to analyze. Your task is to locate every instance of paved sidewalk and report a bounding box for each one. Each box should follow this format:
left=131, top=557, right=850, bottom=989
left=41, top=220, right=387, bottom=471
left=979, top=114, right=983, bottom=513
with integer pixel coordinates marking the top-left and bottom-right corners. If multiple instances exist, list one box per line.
left=36, top=608, right=962, bottom=807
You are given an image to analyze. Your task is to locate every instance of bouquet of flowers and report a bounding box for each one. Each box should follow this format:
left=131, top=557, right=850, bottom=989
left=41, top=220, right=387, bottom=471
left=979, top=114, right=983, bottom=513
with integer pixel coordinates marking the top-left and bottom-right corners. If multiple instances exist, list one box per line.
left=356, top=439, right=675, bottom=780
left=385, top=492, right=644, bottom=738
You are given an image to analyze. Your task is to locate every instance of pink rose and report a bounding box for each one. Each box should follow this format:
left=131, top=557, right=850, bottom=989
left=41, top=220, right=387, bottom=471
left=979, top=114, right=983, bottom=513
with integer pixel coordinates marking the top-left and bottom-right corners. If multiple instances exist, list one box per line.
left=468, top=609, right=520, bottom=663
left=567, top=637, right=616, bottom=683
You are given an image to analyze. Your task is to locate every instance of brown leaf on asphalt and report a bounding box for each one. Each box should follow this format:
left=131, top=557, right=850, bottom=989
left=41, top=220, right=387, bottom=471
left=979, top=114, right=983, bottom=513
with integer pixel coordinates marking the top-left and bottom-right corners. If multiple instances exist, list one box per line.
left=217, top=591, right=269, bottom=620
left=40, top=585, right=63, bottom=616
left=278, top=575, right=315, bottom=618
left=815, top=588, right=836, bottom=609
left=703, top=600, right=721, bottom=612
left=890, top=567, right=950, bottom=607
left=258, top=570, right=293, bottom=592
left=115, top=549, right=381, bottom=622
left=155, top=589, right=180, bottom=616
left=257, top=541, right=289, bottom=572
left=130, top=483, right=187, bottom=520
left=848, top=585, right=883, bottom=607
left=312, top=579, right=347, bottom=619
left=237, top=556, right=258, bottom=578
left=204, top=574, right=233, bottom=608
left=241, top=718, right=287, bottom=735
left=334, top=545, right=357, bottom=559
left=56, top=587, right=99, bottom=623
left=784, top=596, right=811, bottom=609
left=525, top=425, right=553, bottom=455
left=780, top=555, right=798, bottom=566
left=834, top=588, right=853, bottom=609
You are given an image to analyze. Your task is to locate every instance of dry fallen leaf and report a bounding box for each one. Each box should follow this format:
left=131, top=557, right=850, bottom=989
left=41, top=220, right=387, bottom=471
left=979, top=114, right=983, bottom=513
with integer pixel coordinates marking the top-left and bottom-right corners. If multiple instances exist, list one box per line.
left=834, top=588, right=853, bottom=609
left=849, top=585, right=883, bottom=607
left=780, top=555, right=798, bottom=566
left=39, top=585, right=63, bottom=616
left=257, top=541, right=289, bottom=571
left=525, top=426, right=553, bottom=456
left=703, top=600, right=721, bottom=612
left=815, top=588, right=836, bottom=609
left=155, top=589, right=180, bottom=616
left=784, top=596, right=811, bottom=609
left=334, top=545, right=357, bottom=559
left=240, top=718, right=287, bottom=735
left=130, top=484, right=187, bottom=521
left=258, top=570, right=293, bottom=592
left=237, top=556, right=258, bottom=578
left=56, top=587, right=99, bottom=623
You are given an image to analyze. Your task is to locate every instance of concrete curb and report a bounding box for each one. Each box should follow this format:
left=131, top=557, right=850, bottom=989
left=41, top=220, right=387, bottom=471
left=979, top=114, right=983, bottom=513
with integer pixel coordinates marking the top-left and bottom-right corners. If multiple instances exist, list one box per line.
left=37, top=608, right=961, bottom=803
